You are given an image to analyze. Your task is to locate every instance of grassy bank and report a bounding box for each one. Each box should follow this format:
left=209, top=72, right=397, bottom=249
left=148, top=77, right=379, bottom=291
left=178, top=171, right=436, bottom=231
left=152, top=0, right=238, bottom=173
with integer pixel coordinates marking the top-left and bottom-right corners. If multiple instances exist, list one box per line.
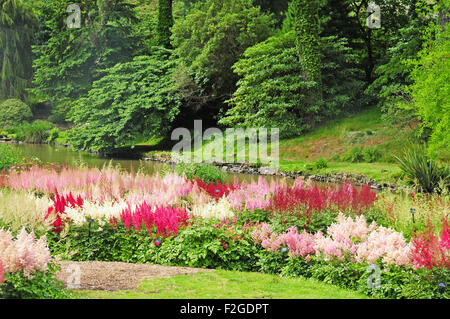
left=142, top=108, right=428, bottom=184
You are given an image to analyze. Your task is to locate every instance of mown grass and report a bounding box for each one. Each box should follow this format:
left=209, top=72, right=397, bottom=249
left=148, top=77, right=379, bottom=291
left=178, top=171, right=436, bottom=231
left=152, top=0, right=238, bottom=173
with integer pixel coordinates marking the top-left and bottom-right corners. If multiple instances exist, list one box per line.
left=71, top=270, right=369, bottom=299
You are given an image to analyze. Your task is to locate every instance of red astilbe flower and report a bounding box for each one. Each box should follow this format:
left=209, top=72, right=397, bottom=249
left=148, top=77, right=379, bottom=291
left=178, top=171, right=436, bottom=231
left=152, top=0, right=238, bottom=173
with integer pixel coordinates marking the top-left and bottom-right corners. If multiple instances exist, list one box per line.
left=45, top=190, right=83, bottom=233
left=411, top=217, right=450, bottom=269
left=0, top=260, right=4, bottom=284
left=271, top=183, right=377, bottom=214
left=120, top=202, right=191, bottom=239
left=195, top=179, right=239, bottom=198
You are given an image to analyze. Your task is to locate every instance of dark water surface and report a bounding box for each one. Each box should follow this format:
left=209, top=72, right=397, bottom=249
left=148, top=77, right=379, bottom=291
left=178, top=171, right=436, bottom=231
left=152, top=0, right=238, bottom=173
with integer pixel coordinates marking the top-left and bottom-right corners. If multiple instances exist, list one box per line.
left=8, top=143, right=284, bottom=184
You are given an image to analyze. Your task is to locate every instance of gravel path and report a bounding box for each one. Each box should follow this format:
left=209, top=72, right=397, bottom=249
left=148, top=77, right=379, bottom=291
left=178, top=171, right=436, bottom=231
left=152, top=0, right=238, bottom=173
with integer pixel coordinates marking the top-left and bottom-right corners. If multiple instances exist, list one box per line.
left=56, top=261, right=212, bottom=291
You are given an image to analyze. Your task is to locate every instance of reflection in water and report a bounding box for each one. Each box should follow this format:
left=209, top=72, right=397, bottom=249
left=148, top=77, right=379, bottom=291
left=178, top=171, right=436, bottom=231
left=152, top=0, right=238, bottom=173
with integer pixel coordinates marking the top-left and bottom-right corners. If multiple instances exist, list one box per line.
left=8, top=143, right=285, bottom=184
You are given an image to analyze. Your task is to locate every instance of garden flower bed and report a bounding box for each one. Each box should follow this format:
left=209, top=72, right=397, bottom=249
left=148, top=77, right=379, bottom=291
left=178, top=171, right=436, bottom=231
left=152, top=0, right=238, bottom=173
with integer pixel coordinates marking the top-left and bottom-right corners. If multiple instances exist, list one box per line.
left=0, top=165, right=448, bottom=299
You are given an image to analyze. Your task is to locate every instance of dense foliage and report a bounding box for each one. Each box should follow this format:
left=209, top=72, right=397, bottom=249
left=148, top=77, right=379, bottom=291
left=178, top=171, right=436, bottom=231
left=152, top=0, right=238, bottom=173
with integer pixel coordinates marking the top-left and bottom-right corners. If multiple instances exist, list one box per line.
left=0, top=0, right=37, bottom=100
left=0, top=143, right=20, bottom=171
left=171, top=0, right=275, bottom=115
left=408, top=2, right=450, bottom=157
left=69, top=49, right=181, bottom=152
left=0, top=99, right=32, bottom=128
left=0, top=0, right=444, bottom=156
left=220, top=31, right=364, bottom=138
left=31, top=0, right=139, bottom=113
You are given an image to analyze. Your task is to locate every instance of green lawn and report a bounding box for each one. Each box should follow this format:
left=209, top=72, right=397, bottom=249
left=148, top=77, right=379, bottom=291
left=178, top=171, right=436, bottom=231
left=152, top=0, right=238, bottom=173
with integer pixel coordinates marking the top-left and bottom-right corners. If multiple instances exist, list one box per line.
left=72, top=269, right=369, bottom=299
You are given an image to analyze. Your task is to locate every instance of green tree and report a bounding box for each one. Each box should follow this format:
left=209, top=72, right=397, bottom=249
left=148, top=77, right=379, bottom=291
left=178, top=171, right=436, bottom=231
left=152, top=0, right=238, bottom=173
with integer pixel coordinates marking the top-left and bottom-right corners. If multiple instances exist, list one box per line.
left=157, top=0, right=173, bottom=48
left=290, top=0, right=322, bottom=91
left=367, top=0, right=432, bottom=123
left=31, top=0, right=139, bottom=112
left=220, top=31, right=364, bottom=138
left=171, top=0, right=274, bottom=115
left=0, top=98, right=32, bottom=127
left=0, top=0, right=37, bottom=100
left=69, top=48, right=181, bottom=152
left=408, top=0, right=450, bottom=158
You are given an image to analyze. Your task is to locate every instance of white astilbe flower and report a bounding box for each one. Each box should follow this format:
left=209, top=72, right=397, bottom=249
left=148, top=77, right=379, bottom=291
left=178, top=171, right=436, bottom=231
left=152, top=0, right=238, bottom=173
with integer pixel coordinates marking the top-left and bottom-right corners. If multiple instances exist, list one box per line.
left=190, top=198, right=235, bottom=219
left=65, top=200, right=133, bottom=226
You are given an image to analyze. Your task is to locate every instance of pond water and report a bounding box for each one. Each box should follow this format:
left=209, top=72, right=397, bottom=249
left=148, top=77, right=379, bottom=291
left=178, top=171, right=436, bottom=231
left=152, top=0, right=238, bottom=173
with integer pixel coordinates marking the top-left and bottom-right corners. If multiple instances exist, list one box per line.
left=7, top=143, right=284, bottom=184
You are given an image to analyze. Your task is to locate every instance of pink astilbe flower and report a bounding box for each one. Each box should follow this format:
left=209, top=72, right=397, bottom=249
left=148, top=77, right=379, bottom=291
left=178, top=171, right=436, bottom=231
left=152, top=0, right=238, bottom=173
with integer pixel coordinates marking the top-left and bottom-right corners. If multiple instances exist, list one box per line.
left=252, top=223, right=315, bottom=258
left=227, top=176, right=278, bottom=211
left=254, top=213, right=414, bottom=267
left=356, top=226, right=413, bottom=266
left=326, top=213, right=376, bottom=243
left=0, top=228, right=51, bottom=278
left=251, top=223, right=273, bottom=245
left=281, top=227, right=316, bottom=258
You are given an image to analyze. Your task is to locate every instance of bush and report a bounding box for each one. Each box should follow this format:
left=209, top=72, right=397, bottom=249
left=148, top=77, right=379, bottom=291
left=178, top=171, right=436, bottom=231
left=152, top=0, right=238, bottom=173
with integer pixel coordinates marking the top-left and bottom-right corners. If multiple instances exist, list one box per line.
left=174, top=162, right=226, bottom=184
left=276, top=256, right=449, bottom=299
left=0, top=99, right=33, bottom=128
left=154, top=220, right=262, bottom=271
left=7, top=120, right=54, bottom=144
left=0, top=264, right=71, bottom=299
left=48, top=223, right=159, bottom=263
left=343, top=146, right=382, bottom=163
left=314, top=158, right=328, bottom=169
left=0, top=144, right=21, bottom=171
left=394, top=143, right=449, bottom=193
left=363, top=147, right=382, bottom=163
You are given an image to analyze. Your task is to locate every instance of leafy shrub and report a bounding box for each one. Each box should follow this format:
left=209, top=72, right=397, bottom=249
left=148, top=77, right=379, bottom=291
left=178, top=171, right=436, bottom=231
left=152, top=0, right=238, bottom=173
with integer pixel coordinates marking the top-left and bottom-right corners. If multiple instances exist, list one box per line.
left=0, top=99, right=32, bottom=128
left=153, top=219, right=261, bottom=271
left=7, top=120, right=54, bottom=144
left=344, top=146, right=382, bottom=163
left=277, top=257, right=449, bottom=299
left=48, top=223, right=159, bottom=263
left=0, top=265, right=71, bottom=299
left=175, top=162, right=226, bottom=184
left=394, top=144, right=449, bottom=193
left=314, top=158, right=328, bottom=169
left=363, top=147, right=382, bottom=163
left=256, top=250, right=289, bottom=275
left=343, top=146, right=365, bottom=163
left=47, top=128, right=60, bottom=144
left=0, top=144, right=21, bottom=171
